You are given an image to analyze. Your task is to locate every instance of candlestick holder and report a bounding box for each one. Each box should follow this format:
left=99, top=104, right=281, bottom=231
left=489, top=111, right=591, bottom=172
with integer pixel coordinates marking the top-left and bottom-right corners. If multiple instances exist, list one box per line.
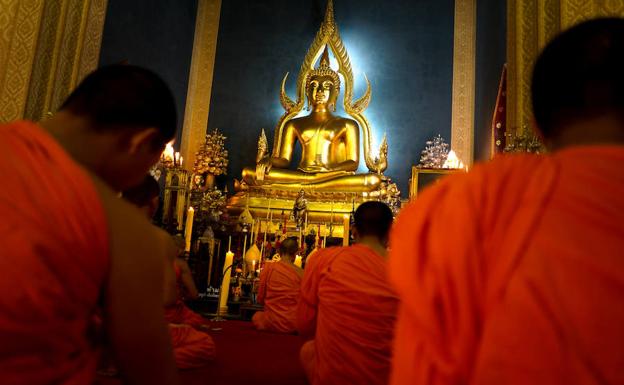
left=162, top=167, right=191, bottom=231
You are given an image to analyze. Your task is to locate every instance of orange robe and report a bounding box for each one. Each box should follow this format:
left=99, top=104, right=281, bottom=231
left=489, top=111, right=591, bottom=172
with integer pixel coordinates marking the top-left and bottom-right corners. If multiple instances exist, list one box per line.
left=297, top=244, right=398, bottom=385
left=165, top=263, right=210, bottom=329
left=390, top=147, right=624, bottom=385
left=165, top=263, right=215, bottom=368
left=252, top=261, right=303, bottom=333
left=0, top=121, right=109, bottom=384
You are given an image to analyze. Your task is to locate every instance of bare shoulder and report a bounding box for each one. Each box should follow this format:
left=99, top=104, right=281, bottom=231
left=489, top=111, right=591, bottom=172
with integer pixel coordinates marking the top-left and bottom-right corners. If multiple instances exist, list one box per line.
left=175, top=257, right=191, bottom=272
left=87, top=173, right=175, bottom=262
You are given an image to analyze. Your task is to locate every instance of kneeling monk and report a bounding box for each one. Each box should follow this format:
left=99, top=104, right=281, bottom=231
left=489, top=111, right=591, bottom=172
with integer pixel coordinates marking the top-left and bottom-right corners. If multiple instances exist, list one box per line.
left=124, top=177, right=215, bottom=369
left=253, top=237, right=303, bottom=333
left=165, top=235, right=212, bottom=330
left=164, top=237, right=216, bottom=368
left=297, top=202, right=398, bottom=385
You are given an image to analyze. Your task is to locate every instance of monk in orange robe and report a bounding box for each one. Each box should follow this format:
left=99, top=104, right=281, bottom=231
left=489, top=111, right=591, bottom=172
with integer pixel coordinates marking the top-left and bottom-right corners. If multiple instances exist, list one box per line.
left=165, top=236, right=215, bottom=368
left=298, top=202, right=398, bottom=385
left=390, top=18, right=624, bottom=385
left=165, top=237, right=210, bottom=329
left=252, top=237, right=303, bottom=333
left=124, top=179, right=215, bottom=368
left=0, top=65, right=179, bottom=384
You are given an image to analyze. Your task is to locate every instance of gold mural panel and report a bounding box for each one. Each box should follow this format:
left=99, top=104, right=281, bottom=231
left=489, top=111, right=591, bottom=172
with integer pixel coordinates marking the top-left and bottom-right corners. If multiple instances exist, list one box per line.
left=0, top=0, right=107, bottom=123
left=507, top=0, right=624, bottom=142
left=0, top=0, right=44, bottom=123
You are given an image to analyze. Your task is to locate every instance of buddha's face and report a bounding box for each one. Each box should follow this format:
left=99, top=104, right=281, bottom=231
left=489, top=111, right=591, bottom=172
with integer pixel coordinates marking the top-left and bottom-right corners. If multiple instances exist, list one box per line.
left=307, top=75, right=336, bottom=107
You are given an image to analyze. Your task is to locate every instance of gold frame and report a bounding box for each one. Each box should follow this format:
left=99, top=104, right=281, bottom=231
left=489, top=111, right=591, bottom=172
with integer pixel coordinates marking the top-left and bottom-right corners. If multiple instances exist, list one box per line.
left=409, top=167, right=463, bottom=200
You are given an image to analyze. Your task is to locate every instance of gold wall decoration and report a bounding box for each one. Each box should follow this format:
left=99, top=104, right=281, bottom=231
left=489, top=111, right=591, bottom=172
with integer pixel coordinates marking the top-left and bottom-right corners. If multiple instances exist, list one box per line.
left=507, top=0, right=624, bottom=142
left=0, top=0, right=45, bottom=122
left=0, top=0, right=107, bottom=123
left=180, top=0, right=222, bottom=171
left=451, top=0, right=477, bottom=166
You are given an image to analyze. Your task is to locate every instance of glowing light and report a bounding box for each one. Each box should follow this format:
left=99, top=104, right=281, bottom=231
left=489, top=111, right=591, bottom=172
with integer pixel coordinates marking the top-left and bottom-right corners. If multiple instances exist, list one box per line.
left=162, top=141, right=175, bottom=162
left=443, top=150, right=465, bottom=169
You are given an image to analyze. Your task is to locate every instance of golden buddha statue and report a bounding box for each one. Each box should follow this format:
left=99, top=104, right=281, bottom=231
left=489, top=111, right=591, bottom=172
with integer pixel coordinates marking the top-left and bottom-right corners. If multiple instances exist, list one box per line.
left=241, top=47, right=382, bottom=192
left=235, top=0, right=392, bottom=195
left=229, top=0, right=400, bottom=224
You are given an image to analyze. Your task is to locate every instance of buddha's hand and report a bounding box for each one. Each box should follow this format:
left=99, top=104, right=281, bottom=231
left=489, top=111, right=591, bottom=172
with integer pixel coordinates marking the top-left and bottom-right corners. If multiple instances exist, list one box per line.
left=256, top=157, right=273, bottom=181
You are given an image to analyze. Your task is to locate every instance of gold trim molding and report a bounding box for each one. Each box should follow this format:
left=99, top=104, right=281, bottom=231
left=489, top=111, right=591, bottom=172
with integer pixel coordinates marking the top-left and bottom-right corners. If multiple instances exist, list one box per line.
left=180, top=0, right=222, bottom=170
left=451, top=0, right=476, bottom=166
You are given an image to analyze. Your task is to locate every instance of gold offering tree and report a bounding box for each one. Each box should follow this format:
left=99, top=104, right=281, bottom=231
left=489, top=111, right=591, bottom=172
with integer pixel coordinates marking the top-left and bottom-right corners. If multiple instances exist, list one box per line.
left=193, top=128, right=229, bottom=189
left=194, top=128, right=229, bottom=176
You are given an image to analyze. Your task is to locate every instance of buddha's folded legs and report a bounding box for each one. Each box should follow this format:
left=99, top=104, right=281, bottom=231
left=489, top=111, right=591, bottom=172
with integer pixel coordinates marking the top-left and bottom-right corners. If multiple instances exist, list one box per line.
left=245, top=174, right=381, bottom=193
left=242, top=167, right=352, bottom=185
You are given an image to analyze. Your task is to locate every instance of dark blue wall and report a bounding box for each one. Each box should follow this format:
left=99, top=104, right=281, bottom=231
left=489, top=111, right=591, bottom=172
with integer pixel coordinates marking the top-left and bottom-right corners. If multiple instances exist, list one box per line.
left=474, top=0, right=506, bottom=162
left=99, top=0, right=199, bottom=144
left=209, top=0, right=455, bottom=195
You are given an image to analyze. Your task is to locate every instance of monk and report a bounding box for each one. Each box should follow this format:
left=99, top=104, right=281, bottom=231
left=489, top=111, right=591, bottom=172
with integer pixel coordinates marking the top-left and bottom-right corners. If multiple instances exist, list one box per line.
left=0, top=65, right=180, bottom=385
left=252, top=237, right=303, bottom=333
left=390, top=18, right=624, bottom=385
left=123, top=178, right=215, bottom=368
left=165, top=236, right=216, bottom=369
left=166, top=237, right=216, bottom=369
left=297, top=201, right=398, bottom=385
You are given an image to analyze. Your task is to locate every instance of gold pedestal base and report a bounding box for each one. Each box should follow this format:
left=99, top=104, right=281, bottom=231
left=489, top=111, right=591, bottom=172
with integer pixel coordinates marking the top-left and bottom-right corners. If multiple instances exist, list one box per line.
left=227, top=179, right=402, bottom=231
left=227, top=189, right=355, bottom=225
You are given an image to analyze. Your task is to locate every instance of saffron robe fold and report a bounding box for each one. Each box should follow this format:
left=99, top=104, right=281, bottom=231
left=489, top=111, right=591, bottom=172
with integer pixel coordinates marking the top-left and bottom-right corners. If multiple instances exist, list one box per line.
left=390, top=147, right=624, bottom=385
left=252, top=261, right=303, bottom=333
left=166, top=263, right=215, bottom=368
left=0, top=121, right=109, bottom=385
left=297, top=244, right=398, bottom=385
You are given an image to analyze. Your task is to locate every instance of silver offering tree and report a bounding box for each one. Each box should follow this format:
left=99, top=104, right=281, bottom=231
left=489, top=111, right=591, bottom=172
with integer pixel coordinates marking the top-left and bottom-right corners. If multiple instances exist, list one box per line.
left=418, top=135, right=450, bottom=168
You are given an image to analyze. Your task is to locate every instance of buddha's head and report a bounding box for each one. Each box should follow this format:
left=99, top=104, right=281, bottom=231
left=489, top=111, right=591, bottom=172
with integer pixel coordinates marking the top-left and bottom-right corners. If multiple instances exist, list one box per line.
left=305, top=46, right=340, bottom=111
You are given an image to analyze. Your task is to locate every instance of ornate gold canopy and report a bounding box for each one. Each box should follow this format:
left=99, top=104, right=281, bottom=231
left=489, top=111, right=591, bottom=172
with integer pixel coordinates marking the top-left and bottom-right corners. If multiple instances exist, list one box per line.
left=274, top=0, right=387, bottom=173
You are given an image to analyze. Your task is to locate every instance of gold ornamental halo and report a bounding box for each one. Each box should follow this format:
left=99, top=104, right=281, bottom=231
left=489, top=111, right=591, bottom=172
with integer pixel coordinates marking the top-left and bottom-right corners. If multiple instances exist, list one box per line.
left=274, top=0, right=386, bottom=173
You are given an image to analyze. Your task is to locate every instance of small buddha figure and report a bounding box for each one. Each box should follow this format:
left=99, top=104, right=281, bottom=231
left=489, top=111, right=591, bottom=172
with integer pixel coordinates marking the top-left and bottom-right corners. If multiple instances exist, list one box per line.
left=291, top=190, right=307, bottom=229
left=242, top=46, right=381, bottom=192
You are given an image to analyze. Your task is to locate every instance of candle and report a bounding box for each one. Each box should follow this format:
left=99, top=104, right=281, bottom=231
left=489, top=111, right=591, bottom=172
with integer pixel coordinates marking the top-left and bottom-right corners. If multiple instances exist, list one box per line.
left=184, top=207, right=194, bottom=252
left=343, top=214, right=350, bottom=246
left=242, top=233, right=248, bottom=274
left=180, top=156, right=183, bottom=167
left=304, top=212, right=308, bottom=232
left=294, top=255, right=302, bottom=268
left=261, top=220, right=267, bottom=258
left=252, top=260, right=256, bottom=274
left=219, top=250, right=235, bottom=313
left=228, top=235, right=232, bottom=251
left=322, top=223, right=327, bottom=248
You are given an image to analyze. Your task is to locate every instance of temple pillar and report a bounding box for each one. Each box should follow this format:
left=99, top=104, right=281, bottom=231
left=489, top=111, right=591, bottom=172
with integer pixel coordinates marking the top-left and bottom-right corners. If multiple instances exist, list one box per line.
left=180, top=0, right=222, bottom=170
left=451, top=0, right=477, bottom=167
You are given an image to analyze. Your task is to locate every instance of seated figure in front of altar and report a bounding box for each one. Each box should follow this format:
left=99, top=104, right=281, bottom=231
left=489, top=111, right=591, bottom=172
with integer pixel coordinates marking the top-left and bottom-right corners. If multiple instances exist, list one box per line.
left=241, top=47, right=382, bottom=193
